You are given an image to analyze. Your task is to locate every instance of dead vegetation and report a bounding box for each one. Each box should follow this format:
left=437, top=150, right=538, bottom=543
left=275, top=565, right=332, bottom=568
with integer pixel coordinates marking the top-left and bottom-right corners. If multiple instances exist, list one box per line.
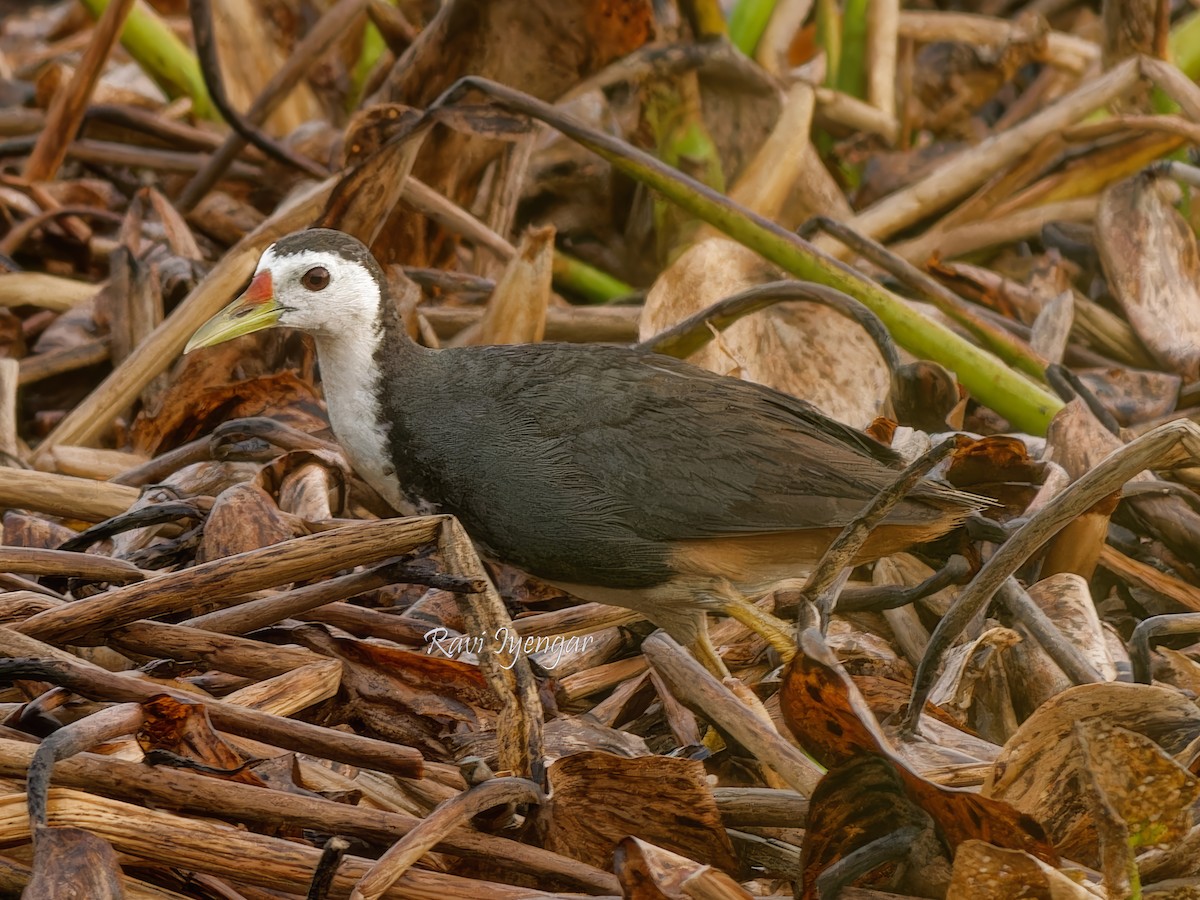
left=2, top=0, right=1200, bottom=897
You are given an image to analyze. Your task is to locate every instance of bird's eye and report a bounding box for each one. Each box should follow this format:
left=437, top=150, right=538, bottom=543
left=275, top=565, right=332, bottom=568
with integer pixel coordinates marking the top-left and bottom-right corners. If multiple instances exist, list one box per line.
left=301, top=266, right=330, bottom=291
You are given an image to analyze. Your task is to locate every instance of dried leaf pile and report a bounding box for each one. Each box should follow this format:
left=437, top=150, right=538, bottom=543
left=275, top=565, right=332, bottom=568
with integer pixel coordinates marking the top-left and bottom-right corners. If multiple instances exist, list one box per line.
left=3, top=0, right=1200, bottom=897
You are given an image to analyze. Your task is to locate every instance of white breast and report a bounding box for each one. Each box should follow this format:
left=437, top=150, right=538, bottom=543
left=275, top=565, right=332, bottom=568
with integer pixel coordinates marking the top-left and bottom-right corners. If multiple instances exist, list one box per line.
left=313, top=331, right=406, bottom=512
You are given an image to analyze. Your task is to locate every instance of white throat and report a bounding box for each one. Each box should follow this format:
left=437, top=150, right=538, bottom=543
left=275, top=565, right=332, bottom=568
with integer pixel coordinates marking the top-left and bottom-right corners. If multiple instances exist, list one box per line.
left=313, top=327, right=406, bottom=512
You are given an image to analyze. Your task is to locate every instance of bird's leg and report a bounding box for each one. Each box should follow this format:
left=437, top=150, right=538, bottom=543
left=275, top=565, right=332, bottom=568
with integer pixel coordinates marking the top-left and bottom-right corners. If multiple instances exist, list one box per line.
left=689, top=621, right=732, bottom=679
left=715, top=589, right=797, bottom=662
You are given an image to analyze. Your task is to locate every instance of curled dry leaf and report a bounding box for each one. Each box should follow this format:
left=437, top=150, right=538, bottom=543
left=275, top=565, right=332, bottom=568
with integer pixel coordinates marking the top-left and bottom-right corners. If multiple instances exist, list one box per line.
left=944, top=433, right=1044, bottom=514
left=928, top=626, right=1022, bottom=746
left=24, top=826, right=125, bottom=900
left=947, top=840, right=1101, bottom=900
left=536, top=750, right=736, bottom=874
left=1007, top=574, right=1118, bottom=716
left=194, top=482, right=293, bottom=565
left=449, top=225, right=554, bottom=347
left=291, top=625, right=501, bottom=759
left=640, top=239, right=890, bottom=426
left=801, top=755, right=949, bottom=900
left=1074, top=718, right=1200, bottom=852
left=780, top=629, right=1058, bottom=863
left=137, top=694, right=261, bottom=785
left=986, top=681, right=1200, bottom=865
left=1076, top=367, right=1182, bottom=428
left=613, top=836, right=753, bottom=900
left=1097, top=172, right=1200, bottom=381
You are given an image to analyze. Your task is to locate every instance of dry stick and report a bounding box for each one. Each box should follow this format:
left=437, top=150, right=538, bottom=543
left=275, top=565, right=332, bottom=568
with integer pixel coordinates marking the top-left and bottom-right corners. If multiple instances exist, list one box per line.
left=106, top=618, right=329, bottom=679
left=352, top=778, right=545, bottom=900
left=1140, top=55, right=1200, bottom=121
left=27, top=703, right=144, bottom=839
left=184, top=565, right=397, bottom=634
left=189, top=0, right=329, bottom=179
left=994, top=577, right=1102, bottom=686
left=903, top=419, right=1200, bottom=736
left=814, top=87, right=898, bottom=143
left=643, top=632, right=824, bottom=796
left=639, top=281, right=900, bottom=375
left=438, top=518, right=545, bottom=783
left=896, top=10, right=1100, bottom=73
left=892, top=196, right=1099, bottom=264
left=812, top=58, right=1140, bottom=256
left=0, top=271, right=98, bottom=312
left=0, top=206, right=123, bottom=258
left=0, top=742, right=617, bottom=893
left=1128, top=613, right=1200, bottom=684
left=38, top=178, right=334, bottom=454
left=1, top=789, right=562, bottom=900
left=183, top=561, right=482, bottom=636
left=0, top=655, right=423, bottom=778
left=805, top=440, right=959, bottom=626
left=0, top=468, right=140, bottom=521
left=177, top=0, right=367, bottom=210
left=0, top=547, right=144, bottom=583
left=18, top=341, right=109, bottom=387
left=1066, top=113, right=1200, bottom=146
left=23, top=0, right=136, bottom=181
left=15, top=517, right=443, bottom=645
left=866, top=0, right=900, bottom=121
left=0, top=358, right=18, bottom=463
left=1097, top=543, right=1200, bottom=612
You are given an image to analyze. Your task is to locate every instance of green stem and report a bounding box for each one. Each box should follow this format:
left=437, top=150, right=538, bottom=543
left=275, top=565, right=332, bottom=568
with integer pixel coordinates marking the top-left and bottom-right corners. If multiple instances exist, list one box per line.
left=1170, top=9, right=1200, bottom=78
left=551, top=251, right=635, bottom=304
left=435, top=79, right=1066, bottom=433
left=728, top=0, right=777, bottom=56
left=590, top=143, right=1063, bottom=431
left=838, top=0, right=869, bottom=99
left=78, top=0, right=217, bottom=120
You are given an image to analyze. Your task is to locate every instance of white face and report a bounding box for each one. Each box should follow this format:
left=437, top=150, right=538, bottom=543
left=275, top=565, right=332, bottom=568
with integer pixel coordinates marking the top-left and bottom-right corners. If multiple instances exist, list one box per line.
left=259, top=245, right=382, bottom=339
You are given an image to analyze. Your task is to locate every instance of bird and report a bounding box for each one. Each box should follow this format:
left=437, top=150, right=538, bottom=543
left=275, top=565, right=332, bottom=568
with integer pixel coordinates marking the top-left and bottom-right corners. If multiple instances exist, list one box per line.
left=186, top=228, right=981, bottom=673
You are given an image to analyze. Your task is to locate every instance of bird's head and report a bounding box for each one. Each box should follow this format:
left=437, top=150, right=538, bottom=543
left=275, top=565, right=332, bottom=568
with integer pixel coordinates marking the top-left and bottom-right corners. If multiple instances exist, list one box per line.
left=185, top=229, right=385, bottom=352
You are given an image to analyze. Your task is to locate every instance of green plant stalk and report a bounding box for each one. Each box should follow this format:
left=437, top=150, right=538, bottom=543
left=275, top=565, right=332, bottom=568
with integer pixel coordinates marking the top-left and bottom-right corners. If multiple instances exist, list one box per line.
left=727, top=0, right=777, bottom=57
left=645, top=80, right=726, bottom=263
left=837, top=0, right=870, bottom=99
left=78, top=0, right=216, bottom=120
left=348, top=16, right=387, bottom=112
left=568, top=140, right=1062, bottom=433
left=1170, top=9, right=1200, bottom=78
left=433, top=79, right=1065, bottom=432
left=683, top=0, right=728, bottom=40
left=815, top=0, right=841, bottom=88
left=551, top=251, right=635, bottom=304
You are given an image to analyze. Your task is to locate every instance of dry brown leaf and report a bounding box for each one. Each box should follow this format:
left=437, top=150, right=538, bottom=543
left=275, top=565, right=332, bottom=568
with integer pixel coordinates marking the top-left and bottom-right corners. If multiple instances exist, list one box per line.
left=614, top=836, right=752, bottom=900
left=24, top=826, right=125, bottom=900
left=800, top=755, right=949, bottom=900
left=195, top=482, right=293, bottom=565
left=451, top=225, right=554, bottom=346
left=1097, top=172, right=1200, bottom=381
left=780, top=629, right=1058, bottom=863
left=947, top=840, right=1100, bottom=900
left=640, top=239, right=890, bottom=426
left=1075, top=718, right=1200, bottom=851
left=987, top=681, right=1200, bottom=865
left=537, top=750, right=736, bottom=873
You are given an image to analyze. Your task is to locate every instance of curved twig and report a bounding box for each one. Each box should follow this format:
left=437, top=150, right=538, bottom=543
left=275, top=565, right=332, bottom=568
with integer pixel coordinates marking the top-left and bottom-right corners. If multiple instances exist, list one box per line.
left=903, top=419, right=1200, bottom=737
left=638, top=280, right=901, bottom=376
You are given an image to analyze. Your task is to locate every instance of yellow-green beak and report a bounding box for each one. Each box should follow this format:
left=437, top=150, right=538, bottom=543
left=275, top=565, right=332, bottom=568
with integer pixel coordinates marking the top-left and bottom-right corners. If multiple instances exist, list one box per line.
left=184, top=271, right=281, bottom=353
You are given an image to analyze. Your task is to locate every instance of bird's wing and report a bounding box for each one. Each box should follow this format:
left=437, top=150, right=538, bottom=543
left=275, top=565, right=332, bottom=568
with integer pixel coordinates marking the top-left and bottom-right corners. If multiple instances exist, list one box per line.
left=468, top=345, right=963, bottom=542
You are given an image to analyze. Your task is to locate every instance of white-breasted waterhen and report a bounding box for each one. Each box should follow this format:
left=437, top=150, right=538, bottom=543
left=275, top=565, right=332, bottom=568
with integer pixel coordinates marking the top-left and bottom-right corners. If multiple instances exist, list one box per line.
left=186, top=229, right=981, bottom=672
